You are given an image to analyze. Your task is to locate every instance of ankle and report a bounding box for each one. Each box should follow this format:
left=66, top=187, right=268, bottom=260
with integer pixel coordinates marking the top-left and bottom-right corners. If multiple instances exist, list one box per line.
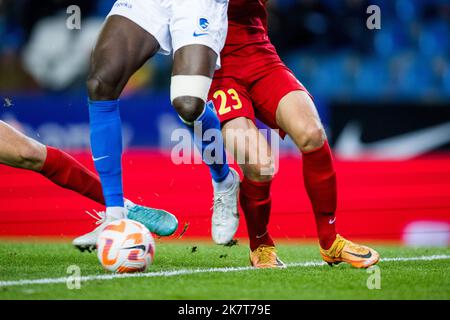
left=212, top=169, right=236, bottom=192
left=250, top=233, right=274, bottom=251
left=106, top=206, right=126, bottom=219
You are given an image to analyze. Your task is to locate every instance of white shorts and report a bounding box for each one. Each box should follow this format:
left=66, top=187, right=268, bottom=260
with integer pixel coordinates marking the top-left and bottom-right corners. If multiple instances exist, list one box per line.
left=107, top=0, right=229, bottom=68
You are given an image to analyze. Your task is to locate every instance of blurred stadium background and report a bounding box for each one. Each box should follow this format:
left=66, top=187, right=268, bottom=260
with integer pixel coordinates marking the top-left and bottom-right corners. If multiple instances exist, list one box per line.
left=0, top=0, right=449, bottom=246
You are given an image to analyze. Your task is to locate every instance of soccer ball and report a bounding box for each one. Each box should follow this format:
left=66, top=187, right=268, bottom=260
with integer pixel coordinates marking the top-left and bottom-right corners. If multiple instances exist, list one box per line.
left=96, top=219, right=155, bottom=273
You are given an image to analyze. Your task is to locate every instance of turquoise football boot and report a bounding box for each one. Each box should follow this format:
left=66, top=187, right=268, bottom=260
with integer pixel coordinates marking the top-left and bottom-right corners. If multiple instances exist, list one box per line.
left=125, top=200, right=178, bottom=236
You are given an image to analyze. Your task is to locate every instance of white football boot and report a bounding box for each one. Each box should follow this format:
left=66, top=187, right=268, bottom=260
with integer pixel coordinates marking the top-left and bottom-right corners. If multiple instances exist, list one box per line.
left=212, top=168, right=240, bottom=245
left=72, top=207, right=126, bottom=252
left=73, top=199, right=179, bottom=252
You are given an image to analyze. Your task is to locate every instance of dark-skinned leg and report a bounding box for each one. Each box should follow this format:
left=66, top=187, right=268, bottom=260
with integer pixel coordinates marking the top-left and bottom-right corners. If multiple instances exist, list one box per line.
left=171, top=45, right=217, bottom=121
left=87, top=15, right=159, bottom=217
left=171, top=44, right=231, bottom=185
left=171, top=45, right=239, bottom=244
left=74, top=16, right=178, bottom=251
left=87, top=15, right=160, bottom=100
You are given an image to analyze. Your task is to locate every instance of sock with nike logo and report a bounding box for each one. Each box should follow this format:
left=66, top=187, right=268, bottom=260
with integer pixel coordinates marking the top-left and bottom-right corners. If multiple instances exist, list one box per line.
left=239, top=176, right=274, bottom=251
left=40, top=146, right=105, bottom=205
left=302, top=141, right=337, bottom=250
left=88, top=99, right=124, bottom=207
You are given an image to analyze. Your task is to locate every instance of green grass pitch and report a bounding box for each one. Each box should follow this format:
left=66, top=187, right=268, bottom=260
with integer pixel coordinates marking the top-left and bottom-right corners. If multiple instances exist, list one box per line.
left=0, top=240, right=449, bottom=300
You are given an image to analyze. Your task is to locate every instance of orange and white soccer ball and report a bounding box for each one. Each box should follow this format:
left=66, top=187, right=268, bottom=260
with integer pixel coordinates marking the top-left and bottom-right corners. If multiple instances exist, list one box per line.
left=96, top=219, right=155, bottom=273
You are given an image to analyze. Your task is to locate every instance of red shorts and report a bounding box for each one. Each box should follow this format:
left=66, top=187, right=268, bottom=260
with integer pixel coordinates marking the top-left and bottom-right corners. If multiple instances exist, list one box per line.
left=208, top=41, right=311, bottom=138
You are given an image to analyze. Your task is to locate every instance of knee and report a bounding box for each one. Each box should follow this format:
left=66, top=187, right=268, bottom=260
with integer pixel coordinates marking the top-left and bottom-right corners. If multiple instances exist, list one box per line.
left=241, top=160, right=275, bottom=182
left=172, top=96, right=205, bottom=123
left=87, top=54, right=125, bottom=100
left=297, top=123, right=326, bottom=152
left=86, top=75, right=103, bottom=100
left=86, top=74, right=120, bottom=101
left=170, top=74, right=212, bottom=123
left=15, top=140, right=46, bottom=171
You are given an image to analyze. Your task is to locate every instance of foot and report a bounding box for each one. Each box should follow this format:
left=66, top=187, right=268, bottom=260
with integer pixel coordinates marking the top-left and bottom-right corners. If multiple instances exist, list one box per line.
left=211, top=168, right=240, bottom=244
left=320, top=234, right=380, bottom=268
left=125, top=200, right=178, bottom=237
left=72, top=210, right=117, bottom=252
left=73, top=202, right=178, bottom=252
left=250, top=245, right=286, bottom=268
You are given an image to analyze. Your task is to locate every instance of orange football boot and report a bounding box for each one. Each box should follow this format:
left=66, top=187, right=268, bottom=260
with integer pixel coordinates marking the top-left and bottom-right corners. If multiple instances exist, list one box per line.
left=250, top=245, right=286, bottom=268
left=320, top=234, right=380, bottom=268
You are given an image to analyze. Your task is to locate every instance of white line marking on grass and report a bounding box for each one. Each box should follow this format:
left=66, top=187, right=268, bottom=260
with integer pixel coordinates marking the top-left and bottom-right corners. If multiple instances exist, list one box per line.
left=0, top=254, right=449, bottom=288
left=380, top=255, right=450, bottom=262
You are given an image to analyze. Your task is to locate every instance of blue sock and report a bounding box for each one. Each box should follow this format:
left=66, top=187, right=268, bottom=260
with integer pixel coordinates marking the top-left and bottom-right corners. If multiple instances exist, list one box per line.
left=184, top=101, right=230, bottom=182
left=88, top=99, right=124, bottom=207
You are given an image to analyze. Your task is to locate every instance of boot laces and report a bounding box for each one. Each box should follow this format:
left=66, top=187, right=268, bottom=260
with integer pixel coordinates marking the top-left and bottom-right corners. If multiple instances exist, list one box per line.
left=334, top=235, right=366, bottom=257
left=84, top=209, right=106, bottom=226
left=344, top=239, right=367, bottom=254
left=212, top=194, right=230, bottom=222
left=255, top=246, right=275, bottom=264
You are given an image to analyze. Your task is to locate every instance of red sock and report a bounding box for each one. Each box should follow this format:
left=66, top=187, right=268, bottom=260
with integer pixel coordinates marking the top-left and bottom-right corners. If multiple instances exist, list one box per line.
left=40, top=146, right=105, bottom=205
left=302, top=141, right=337, bottom=249
left=239, top=176, right=275, bottom=251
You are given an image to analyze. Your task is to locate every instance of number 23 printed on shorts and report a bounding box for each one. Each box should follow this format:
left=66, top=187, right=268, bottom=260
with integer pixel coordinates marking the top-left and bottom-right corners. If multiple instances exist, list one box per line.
left=213, top=88, right=243, bottom=115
